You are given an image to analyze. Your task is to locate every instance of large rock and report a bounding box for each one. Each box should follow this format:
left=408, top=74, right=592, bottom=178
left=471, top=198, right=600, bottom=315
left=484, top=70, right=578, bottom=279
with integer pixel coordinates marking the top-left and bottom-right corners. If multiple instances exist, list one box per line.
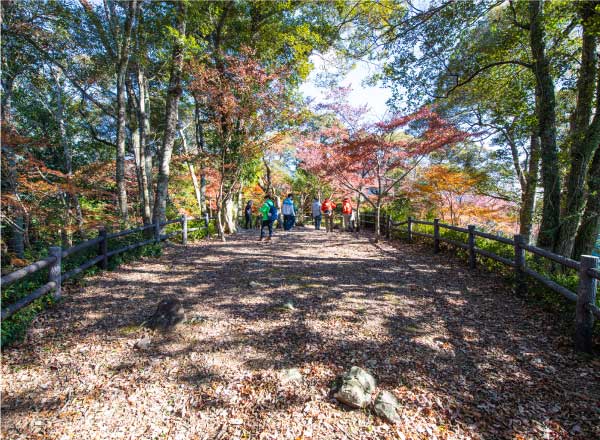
left=344, top=366, right=376, bottom=393
left=332, top=366, right=377, bottom=409
left=373, top=390, right=401, bottom=423
left=146, top=298, right=185, bottom=330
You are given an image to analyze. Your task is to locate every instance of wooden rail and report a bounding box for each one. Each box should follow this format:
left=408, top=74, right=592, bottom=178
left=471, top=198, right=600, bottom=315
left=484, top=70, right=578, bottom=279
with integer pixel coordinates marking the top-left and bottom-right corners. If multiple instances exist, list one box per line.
left=1, top=215, right=212, bottom=320
left=381, top=215, right=599, bottom=353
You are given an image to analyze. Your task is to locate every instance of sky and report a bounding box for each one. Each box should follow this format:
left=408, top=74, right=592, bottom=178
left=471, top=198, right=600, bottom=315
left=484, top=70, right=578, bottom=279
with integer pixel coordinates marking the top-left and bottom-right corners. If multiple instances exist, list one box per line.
left=299, top=53, right=392, bottom=122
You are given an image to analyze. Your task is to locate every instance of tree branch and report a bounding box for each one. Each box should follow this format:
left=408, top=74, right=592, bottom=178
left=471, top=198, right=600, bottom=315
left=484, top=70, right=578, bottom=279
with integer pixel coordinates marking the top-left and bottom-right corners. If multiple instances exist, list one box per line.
left=436, top=60, right=533, bottom=99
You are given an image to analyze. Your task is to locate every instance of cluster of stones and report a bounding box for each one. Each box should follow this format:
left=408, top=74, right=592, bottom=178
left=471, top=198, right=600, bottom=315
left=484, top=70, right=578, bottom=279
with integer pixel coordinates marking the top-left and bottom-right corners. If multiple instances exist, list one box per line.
left=331, top=366, right=401, bottom=424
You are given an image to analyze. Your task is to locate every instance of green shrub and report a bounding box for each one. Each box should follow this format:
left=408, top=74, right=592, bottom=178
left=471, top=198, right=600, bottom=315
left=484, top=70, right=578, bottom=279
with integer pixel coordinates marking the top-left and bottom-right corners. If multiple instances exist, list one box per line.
left=388, top=219, right=598, bottom=335
left=0, top=218, right=215, bottom=348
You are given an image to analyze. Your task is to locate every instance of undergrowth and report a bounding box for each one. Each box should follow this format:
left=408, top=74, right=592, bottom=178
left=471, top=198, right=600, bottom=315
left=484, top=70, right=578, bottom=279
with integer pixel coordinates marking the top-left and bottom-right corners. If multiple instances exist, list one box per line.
left=1, top=219, right=215, bottom=348
left=390, top=222, right=598, bottom=337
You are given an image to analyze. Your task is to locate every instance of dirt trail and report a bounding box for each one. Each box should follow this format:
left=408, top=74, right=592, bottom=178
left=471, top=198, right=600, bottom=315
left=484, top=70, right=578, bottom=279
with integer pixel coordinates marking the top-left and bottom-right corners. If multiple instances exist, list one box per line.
left=2, top=226, right=599, bottom=439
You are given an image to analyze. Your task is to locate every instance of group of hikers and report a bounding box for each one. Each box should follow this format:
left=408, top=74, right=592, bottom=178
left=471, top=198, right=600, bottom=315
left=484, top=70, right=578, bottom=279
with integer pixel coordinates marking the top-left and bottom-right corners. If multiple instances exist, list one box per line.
left=244, top=194, right=356, bottom=241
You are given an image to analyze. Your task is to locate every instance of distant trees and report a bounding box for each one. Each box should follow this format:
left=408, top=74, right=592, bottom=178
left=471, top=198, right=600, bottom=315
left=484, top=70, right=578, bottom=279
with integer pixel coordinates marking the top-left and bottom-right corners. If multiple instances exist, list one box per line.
left=378, top=0, right=600, bottom=258
left=188, top=49, right=289, bottom=240
left=299, top=91, right=469, bottom=239
left=409, top=165, right=517, bottom=231
left=2, top=0, right=382, bottom=258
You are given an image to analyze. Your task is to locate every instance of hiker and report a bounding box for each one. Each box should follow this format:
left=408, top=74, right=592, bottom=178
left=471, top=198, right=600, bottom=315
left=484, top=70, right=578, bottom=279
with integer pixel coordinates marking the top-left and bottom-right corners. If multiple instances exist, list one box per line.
left=321, top=198, right=336, bottom=233
left=259, top=195, right=277, bottom=241
left=282, top=193, right=296, bottom=231
left=342, top=197, right=353, bottom=231
left=244, top=200, right=253, bottom=229
left=312, top=197, right=322, bottom=230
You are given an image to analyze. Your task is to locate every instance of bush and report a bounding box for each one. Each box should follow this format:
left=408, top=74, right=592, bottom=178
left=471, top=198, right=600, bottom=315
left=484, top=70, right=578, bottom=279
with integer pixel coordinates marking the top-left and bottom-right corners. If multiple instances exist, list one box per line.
left=0, top=218, right=216, bottom=348
left=388, top=217, right=598, bottom=336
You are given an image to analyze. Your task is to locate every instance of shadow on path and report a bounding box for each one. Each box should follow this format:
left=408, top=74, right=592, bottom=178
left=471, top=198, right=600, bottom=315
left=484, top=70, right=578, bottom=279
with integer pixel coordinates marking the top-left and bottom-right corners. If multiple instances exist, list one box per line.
left=2, top=226, right=599, bottom=439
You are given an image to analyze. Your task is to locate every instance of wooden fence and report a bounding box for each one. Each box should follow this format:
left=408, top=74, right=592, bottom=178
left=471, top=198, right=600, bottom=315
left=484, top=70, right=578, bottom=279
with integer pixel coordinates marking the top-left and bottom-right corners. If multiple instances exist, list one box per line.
left=364, top=214, right=598, bottom=353
left=2, top=211, right=598, bottom=352
left=1, top=215, right=212, bottom=321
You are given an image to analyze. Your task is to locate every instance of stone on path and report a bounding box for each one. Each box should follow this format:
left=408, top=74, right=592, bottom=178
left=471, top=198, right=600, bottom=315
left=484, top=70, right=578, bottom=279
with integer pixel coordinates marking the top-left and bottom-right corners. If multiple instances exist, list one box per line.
left=282, top=300, right=296, bottom=311
left=248, top=281, right=264, bottom=289
left=373, top=390, right=402, bottom=424
left=280, top=368, right=303, bottom=384
left=332, top=366, right=377, bottom=408
left=146, top=297, right=185, bottom=330
left=134, top=335, right=152, bottom=350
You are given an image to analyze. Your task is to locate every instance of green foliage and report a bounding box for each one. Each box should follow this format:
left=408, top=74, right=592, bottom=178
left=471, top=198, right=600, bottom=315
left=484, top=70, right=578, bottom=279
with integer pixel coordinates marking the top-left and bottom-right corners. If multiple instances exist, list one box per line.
left=0, top=220, right=222, bottom=348
left=389, top=218, right=598, bottom=335
left=1, top=268, right=56, bottom=348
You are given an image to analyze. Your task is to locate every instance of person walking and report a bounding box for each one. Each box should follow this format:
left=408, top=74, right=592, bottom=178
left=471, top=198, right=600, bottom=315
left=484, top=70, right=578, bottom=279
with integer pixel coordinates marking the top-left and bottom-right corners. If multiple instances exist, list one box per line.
left=321, top=198, right=336, bottom=233
left=282, top=194, right=296, bottom=231
left=342, top=197, right=353, bottom=231
left=259, top=195, right=277, bottom=241
left=312, top=197, right=322, bottom=230
left=244, top=200, right=253, bottom=229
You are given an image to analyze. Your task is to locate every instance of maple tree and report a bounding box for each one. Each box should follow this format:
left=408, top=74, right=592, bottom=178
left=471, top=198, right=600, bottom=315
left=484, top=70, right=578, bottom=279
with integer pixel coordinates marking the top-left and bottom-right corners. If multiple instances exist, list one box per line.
left=299, top=92, right=470, bottom=239
left=408, top=165, right=518, bottom=233
left=188, top=48, right=290, bottom=240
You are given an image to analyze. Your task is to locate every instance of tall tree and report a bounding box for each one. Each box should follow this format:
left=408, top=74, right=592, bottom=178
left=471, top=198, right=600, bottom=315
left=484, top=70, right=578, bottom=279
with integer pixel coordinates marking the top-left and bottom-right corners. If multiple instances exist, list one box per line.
left=573, top=146, right=600, bottom=259
left=80, top=0, right=138, bottom=222
left=153, top=1, right=186, bottom=225
left=300, top=100, right=469, bottom=240
left=556, top=1, right=600, bottom=257
left=188, top=49, right=289, bottom=240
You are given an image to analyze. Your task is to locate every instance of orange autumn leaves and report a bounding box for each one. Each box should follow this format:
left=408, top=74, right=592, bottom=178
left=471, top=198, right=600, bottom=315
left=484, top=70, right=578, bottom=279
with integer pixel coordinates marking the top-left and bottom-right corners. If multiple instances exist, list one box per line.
left=408, top=165, right=518, bottom=232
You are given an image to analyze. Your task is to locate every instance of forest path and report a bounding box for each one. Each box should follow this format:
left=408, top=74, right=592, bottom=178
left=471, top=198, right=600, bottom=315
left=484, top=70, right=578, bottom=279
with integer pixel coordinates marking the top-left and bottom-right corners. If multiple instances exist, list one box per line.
left=2, top=226, right=599, bottom=439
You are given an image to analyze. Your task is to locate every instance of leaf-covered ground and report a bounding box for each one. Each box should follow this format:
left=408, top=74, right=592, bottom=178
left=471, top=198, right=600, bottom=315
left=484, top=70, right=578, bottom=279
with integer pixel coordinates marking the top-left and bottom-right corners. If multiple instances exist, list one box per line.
left=2, top=227, right=599, bottom=439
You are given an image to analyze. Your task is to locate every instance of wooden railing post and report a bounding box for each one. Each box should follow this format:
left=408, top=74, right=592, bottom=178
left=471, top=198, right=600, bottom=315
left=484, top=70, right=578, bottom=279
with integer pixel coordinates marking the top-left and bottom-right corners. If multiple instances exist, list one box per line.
left=407, top=216, right=412, bottom=242
left=98, top=227, right=108, bottom=269
left=514, top=234, right=526, bottom=296
left=154, top=218, right=160, bottom=243
left=182, top=214, right=188, bottom=245
left=575, top=255, right=598, bottom=353
left=468, top=225, right=476, bottom=269
left=433, top=218, right=440, bottom=253
left=48, top=246, right=62, bottom=300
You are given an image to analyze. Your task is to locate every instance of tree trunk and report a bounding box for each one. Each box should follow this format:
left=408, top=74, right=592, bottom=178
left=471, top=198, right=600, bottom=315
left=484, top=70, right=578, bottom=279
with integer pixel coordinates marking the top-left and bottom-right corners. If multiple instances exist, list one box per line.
left=139, top=67, right=154, bottom=217
left=216, top=194, right=226, bottom=241
left=275, top=195, right=283, bottom=228
left=355, top=193, right=362, bottom=233
left=375, top=202, right=381, bottom=242
left=1, top=72, right=25, bottom=257
left=529, top=0, right=560, bottom=251
left=3, top=147, right=25, bottom=258
left=132, top=68, right=153, bottom=224
left=519, top=134, right=540, bottom=242
left=200, top=171, right=207, bottom=215
left=153, top=2, right=186, bottom=225
left=194, top=100, right=207, bottom=216
left=224, top=198, right=237, bottom=233
left=127, top=76, right=150, bottom=225
left=115, top=64, right=129, bottom=222
left=237, top=184, right=243, bottom=224
left=556, top=3, right=600, bottom=257
left=178, top=125, right=203, bottom=215
left=130, top=115, right=146, bottom=217
left=572, top=146, right=600, bottom=260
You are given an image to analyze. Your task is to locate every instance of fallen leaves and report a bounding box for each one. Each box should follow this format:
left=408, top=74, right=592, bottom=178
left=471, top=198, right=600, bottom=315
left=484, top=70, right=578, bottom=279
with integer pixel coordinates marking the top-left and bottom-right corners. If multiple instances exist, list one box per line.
left=1, top=229, right=599, bottom=439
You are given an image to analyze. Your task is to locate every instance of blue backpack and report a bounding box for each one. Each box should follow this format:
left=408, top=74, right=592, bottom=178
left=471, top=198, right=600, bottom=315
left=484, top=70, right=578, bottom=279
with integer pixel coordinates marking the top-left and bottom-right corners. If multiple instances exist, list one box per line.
left=269, top=202, right=278, bottom=220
